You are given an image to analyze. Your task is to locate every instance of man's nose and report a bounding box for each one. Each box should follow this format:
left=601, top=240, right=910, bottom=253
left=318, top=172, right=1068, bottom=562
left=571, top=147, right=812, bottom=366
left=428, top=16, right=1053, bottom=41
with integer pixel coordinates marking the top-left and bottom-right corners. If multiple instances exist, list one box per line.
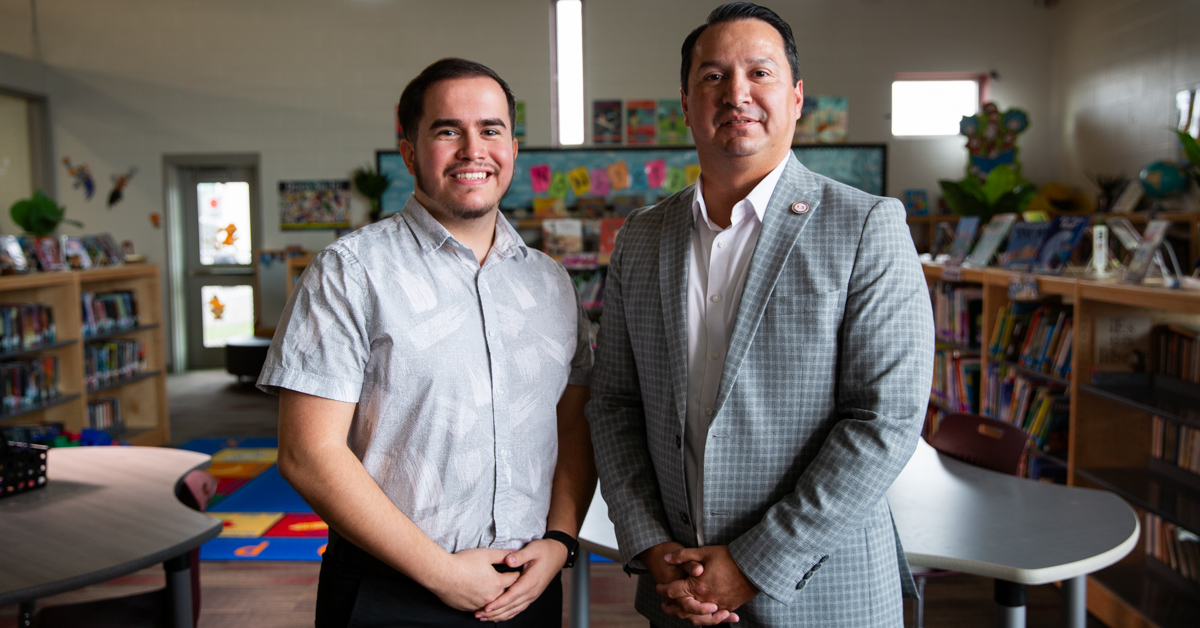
left=458, top=134, right=487, bottom=160
left=722, top=73, right=752, bottom=106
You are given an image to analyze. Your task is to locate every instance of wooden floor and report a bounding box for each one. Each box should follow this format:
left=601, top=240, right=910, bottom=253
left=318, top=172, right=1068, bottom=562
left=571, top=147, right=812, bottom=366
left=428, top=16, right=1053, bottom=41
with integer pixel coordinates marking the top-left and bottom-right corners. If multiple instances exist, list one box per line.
left=0, top=370, right=1105, bottom=627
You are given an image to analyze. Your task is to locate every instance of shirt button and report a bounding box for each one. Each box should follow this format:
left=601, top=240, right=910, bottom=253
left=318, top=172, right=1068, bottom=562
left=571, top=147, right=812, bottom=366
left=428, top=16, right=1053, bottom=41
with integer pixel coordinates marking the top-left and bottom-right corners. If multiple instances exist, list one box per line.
left=717, top=241, right=727, bottom=249
left=710, top=294, right=722, bottom=303
left=705, top=407, right=713, bottom=417
left=710, top=351, right=720, bottom=360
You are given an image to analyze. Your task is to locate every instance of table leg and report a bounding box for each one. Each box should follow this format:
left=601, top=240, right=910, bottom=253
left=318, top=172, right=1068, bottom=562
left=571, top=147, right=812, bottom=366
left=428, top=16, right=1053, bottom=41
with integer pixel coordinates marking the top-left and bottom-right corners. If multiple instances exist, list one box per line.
left=164, top=553, right=193, bottom=628
left=570, top=551, right=591, bottom=628
left=1062, top=575, right=1086, bottom=628
left=17, top=601, right=34, bottom=628
left=994, top=580, right=1026, bottom=628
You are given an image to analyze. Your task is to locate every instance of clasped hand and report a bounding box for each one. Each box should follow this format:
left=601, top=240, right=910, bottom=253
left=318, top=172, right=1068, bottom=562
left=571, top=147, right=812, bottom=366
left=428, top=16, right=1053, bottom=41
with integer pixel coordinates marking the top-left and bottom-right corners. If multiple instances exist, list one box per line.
left=642, top=542, right=759, bottom=626
left=430, top=539, right=566, bottom=623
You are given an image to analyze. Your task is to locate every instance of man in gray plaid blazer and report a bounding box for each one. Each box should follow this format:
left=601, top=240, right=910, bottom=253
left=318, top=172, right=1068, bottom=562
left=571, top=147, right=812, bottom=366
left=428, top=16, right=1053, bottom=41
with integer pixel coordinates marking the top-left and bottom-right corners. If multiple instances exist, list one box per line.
left=586, top=3, right=934, bottom=626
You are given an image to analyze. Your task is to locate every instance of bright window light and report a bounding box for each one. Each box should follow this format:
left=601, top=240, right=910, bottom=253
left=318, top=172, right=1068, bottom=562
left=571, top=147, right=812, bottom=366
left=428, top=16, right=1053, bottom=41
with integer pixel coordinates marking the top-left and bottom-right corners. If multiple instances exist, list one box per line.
left=555, top=0, right=584, bottom=145
left=891, top=80, right=979, bottom=136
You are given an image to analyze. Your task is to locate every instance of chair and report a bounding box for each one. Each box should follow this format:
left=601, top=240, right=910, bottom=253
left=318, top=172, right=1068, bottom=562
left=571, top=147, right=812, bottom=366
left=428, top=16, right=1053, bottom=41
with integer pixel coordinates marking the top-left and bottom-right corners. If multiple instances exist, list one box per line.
left=909, top=413, right=1028, bottom=628
left=33, top=469, right=218, bottom=628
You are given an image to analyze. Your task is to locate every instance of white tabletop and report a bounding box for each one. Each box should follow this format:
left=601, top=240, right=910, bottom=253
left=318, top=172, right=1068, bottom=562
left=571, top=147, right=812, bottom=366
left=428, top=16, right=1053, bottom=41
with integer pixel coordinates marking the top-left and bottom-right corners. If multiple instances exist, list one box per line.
left=0, top=446, right=223, bottom=604
left=579, top=439, right=1140, bottom=585
left=886, top=439, right=1140, bottom=585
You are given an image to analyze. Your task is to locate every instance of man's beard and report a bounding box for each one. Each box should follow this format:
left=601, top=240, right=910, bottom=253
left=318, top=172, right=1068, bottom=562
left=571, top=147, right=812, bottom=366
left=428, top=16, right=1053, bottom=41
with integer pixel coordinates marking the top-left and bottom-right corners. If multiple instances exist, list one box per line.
left=414, top=160, right=496, bottom=221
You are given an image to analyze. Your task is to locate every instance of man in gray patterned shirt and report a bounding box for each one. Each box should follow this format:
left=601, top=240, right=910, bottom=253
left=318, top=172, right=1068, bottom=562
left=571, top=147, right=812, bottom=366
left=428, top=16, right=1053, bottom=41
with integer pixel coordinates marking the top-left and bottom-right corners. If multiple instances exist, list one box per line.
left=259, top=58, right=595, bottom=627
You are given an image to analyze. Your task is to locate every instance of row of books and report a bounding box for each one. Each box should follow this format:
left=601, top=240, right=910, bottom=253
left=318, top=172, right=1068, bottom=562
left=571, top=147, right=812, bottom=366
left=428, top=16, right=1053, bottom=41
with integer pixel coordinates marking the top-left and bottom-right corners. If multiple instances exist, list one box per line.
left=988, top=301, right=1073, bottom=377
left=0, top=304, right=56, bottom=354
left=0, top=356, right=60, bottom=415
left=1151, top=415, right=1200, bottom=476
left=0, top=422, right=65, bottom=445
left=88, top=397, right=122, bottom=431
left=932, top=282, right=983, bottom=348
left=932, top=349, right=980, bottom=414
left=1154, top=324, right=1200, bottom=384
left=1144, top=512, right=1200, bottom=586
left=0, top=233, right=126, bottom=275
left=82, top=290, right=140, bottom=338
left=982, top=365, right=1069, bottom=451
left=946, top=213, right=1091, bottom=273
left=542, top=218, right=625, bottom=256
left=84, top=340, right=146, bottom=392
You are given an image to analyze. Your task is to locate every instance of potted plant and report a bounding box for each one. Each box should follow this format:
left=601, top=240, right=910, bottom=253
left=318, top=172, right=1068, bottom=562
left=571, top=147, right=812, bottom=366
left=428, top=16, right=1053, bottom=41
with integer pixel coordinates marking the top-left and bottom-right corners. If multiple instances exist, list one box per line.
left=938, top=164, right=1037, bottom=221
left=10, top=190, right=83, bottom=236
left=352, top=166, right=391, bottom=223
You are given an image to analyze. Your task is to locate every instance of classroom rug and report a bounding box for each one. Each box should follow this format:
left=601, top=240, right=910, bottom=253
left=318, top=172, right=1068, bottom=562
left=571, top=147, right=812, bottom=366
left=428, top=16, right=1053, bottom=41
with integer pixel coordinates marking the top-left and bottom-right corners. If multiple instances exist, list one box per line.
left=179, top=437, right=612, bottom=564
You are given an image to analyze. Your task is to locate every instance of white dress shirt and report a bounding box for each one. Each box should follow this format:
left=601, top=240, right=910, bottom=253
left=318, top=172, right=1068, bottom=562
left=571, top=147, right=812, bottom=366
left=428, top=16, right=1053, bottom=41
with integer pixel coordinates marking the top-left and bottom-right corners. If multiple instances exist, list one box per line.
left=686, top=154, right=791, bottom=545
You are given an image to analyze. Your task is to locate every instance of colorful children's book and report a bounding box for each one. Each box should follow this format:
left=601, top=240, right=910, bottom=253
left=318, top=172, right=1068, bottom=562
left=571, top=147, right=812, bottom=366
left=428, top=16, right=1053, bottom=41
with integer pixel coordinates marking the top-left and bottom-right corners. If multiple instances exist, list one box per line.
left=599, top=218, right=625, bottom=254
left=657, top=99, right=689, bottom=145
left=626, top=100, right=657, bottom=145
left=60, top=236, right=91, bottom=270
left=1032, top=215, right=1091, bottom=274
left=593, top=100, right=622, bottom=145
left=1000, top=222, right=1052, bottom=269
left=965, top=213, right=1017, bottom=268
left=542, top=219, right=583, bottom=256
left=947, top=216, right=981, bottom=266
left=904, top=189, right=929, bottom=216
left=33, top=236, right=64, bottom=272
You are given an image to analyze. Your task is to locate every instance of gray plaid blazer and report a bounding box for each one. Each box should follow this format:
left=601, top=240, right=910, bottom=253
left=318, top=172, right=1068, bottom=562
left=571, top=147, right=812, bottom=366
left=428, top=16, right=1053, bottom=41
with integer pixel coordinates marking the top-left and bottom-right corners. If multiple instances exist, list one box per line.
left=587, top=155, right=934, bottom=627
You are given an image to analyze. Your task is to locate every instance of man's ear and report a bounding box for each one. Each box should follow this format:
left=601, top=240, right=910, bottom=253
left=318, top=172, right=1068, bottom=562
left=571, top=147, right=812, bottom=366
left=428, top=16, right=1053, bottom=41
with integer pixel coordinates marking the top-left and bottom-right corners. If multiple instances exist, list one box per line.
left=794, top=79, right=804, bottom=122
left=399, top=139, right=417, bottom=175
left=681, top=89, right=691, bottom=127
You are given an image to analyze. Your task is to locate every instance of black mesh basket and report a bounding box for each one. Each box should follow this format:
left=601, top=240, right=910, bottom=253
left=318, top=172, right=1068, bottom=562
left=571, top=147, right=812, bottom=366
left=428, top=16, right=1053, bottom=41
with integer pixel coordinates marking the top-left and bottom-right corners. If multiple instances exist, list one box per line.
left=1, top=440, right=49, bottom=498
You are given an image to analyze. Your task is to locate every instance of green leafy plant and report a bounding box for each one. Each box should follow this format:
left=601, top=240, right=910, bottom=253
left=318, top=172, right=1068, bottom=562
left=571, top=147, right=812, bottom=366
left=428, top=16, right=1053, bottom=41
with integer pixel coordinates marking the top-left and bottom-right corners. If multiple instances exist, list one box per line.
left=352, top=165, right=391, bottom=222
left=938, top=164, right=1037, bottom=220
left=10, top=190, right=83, bottom=236
left=1173, top=129, right=1200, bottom=184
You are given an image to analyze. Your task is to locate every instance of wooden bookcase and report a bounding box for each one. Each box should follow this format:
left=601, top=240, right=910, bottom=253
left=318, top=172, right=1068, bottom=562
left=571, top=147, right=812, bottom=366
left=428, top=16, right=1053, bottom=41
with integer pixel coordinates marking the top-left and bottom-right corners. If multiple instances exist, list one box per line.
left=0, top=265, right=168, bottom=446
left=922, top=264, right=1200, bottom=628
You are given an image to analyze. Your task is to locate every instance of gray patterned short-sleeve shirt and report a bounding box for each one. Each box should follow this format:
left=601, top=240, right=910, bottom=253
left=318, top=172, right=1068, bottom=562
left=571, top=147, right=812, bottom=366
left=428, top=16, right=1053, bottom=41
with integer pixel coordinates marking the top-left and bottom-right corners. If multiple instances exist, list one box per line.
left=258, top=196, right=592, bottom=553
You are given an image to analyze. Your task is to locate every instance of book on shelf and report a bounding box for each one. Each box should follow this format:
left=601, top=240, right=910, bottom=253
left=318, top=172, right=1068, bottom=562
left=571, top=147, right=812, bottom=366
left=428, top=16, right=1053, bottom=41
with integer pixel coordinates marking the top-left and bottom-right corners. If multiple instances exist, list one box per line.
left=1031, top=215, right=1090, bottom=274
left=598, top=218, right=625, bottom=255
left=0, top=304, right=56, bottom=353
left=1000, top=221, right=1051, bottom=269
left=982, top=363, right=1069, bottom=451
left=625, top=100, right=657, bottom=145
left=946, top=216, right=981, bottom=266
left=1153, top=323, right=1200, bottom=384
left=933, top=348, right=980, bottom=413
left=964, top=213, right=1017, bottom=268
left=1143, top=512, right=1200, bottom=587
left=932, top=282, right=983, bottom=348
left=81, top=291, right=140, bottom=338
left=542, top=219, right=584, bottom=256
left=87, top=396, right=122, bottom=432
left=593, top=100, right=623, bottom=145
left=1151, top=415, right=1200, bottom=476
left=84, top=339, right=145, bottom=391
left=0, top=355, right=60, bottom=414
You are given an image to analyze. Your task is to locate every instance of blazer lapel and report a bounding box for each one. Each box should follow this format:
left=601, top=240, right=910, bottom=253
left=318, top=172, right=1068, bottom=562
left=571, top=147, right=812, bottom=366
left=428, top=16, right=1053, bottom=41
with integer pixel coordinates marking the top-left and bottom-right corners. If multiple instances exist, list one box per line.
left=659, top=193, right=693, bottom=428
left=713, top=156, right=822, bottom=414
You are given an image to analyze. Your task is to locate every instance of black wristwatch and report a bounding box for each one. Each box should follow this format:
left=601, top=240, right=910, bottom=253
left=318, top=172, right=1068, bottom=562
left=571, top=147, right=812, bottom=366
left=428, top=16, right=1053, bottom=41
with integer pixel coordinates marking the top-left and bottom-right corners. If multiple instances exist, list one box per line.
left=542, top=530, right=579, bottom=569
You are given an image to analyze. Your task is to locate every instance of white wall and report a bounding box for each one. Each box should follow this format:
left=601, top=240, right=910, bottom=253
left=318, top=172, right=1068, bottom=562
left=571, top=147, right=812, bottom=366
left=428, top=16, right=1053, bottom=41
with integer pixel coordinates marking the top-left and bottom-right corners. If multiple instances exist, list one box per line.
left=1050, top=0, right=1200, bottom=191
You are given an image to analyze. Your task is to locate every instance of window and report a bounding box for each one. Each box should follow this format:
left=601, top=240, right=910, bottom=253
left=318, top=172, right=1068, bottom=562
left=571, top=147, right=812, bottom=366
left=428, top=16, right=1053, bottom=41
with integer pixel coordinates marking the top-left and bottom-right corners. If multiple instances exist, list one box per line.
left=891, top=74, right=986, bottom=137
left=552, top=0, right=584, bottom=145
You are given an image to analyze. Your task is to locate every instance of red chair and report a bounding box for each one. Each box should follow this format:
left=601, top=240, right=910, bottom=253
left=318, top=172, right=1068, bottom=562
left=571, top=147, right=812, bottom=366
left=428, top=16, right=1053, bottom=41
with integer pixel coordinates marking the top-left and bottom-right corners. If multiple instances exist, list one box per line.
left=34, top=469, right=217, bottom=628
left=910, top=413, right=1029, bottom=628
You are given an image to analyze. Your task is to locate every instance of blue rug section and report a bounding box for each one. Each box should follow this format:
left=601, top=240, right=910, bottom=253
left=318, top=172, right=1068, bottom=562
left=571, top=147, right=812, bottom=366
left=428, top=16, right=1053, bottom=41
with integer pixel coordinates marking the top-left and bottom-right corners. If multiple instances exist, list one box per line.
left=238, top=437, right=280, bottom=448
left=178, top=437, right=244, bottom=455
left=207, top=465, right=311, bottom=513
left=200, top=537, right=327, bottom=561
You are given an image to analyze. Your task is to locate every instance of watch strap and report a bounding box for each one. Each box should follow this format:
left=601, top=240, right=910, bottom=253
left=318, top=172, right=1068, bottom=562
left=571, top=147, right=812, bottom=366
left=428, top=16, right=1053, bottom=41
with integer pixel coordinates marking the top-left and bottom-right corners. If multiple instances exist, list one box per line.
left=542, top=530, right=579, bottom=569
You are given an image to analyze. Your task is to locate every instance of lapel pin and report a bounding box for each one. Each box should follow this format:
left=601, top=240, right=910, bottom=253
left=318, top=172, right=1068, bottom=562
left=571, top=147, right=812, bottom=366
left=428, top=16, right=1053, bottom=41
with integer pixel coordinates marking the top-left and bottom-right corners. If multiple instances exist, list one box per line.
left=791, top=201, right=809, bottom=214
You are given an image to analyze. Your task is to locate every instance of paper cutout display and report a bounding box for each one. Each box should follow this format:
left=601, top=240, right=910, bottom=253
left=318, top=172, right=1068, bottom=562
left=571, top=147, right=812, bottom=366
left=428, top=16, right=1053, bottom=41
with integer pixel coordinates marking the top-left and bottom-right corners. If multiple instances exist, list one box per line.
left=107, top=168, right=137, bottom=208
left=567, top=167, right=591, bottom=197
left=529, top=164, right=552, bottom=193
left=664, top=167, right=687, bottom=193
left=589, top=168, right=611, bottom=196
left=685, top=164, right=702, bottom=186
left=644, top=159, right=668, bottom=189
left=548, top=171, right=570, bottom=199
left=607, top=161, right=631, bottom=191
left=62, top=158, right=95, bottom=199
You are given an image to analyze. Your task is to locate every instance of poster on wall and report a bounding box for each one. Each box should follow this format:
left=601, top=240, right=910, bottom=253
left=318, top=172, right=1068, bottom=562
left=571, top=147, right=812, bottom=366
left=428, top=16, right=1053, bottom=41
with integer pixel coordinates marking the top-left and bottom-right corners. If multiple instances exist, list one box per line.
left=278, top=180, right=351, bottom=230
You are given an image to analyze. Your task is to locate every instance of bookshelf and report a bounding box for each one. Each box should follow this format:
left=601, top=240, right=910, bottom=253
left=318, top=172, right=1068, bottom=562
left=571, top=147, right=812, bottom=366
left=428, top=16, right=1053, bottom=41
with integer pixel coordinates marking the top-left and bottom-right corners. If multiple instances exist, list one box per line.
left=921, top=263, right=1200, bottom=628
left=0, top=266, right=168, bottom=447
left=907, top=213, right=960, bottom=254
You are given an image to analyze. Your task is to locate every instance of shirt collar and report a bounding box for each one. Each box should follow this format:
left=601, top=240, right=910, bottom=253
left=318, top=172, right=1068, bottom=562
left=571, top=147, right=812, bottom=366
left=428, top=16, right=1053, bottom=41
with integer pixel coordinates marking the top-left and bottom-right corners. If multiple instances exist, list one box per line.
left=691, top=152, right=791, bottom=230
left=401, top=194, right=528, bottom=262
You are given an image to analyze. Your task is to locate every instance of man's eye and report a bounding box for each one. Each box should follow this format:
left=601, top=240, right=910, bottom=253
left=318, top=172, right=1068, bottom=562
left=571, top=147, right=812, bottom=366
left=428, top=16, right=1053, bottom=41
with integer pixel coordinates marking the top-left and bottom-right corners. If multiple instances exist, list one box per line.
left=437, top=129, right=458, bottom=137
left=483, top=129, right=500, bottom=136
left=705, top=73, right=722, bottom=81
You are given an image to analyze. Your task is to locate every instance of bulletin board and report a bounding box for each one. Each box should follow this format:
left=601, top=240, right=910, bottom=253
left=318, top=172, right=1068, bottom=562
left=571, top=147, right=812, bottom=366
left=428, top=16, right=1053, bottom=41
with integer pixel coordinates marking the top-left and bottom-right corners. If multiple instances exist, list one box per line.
left=377, top=144, right=886, bottom=215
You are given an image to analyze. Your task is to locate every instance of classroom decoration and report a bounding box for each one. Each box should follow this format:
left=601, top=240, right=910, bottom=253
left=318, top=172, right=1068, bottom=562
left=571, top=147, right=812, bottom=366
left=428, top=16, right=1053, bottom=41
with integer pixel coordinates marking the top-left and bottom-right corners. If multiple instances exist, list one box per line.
left=61, top=158, right=95, bottom=200
left=904, top=189, right=929, bottom=215
left=278, top=180, right=352, bottom=230
left=9, top=190, right=83, bottom=237
left=209, top=295, right=226, bottom=320
left=793, top=96, right=848, bottom=144
left=959, top=102, right=1029, bottom=181
left=939, top=164, right=1036, bottom=221
left=1138, top=160, right=1189, bottom=198
left=351, top=165, right=390, bottom=223
left=657, top=99, right=689, bottom=145
left=149, top=212, right=161, bottom=228
left=593, top=100, right=622, bottom=145
left=626, top=100, right=657, bottom=145
left=107, top=167, right=137, bottom=208
left=377, top=145, right=886, bottom=216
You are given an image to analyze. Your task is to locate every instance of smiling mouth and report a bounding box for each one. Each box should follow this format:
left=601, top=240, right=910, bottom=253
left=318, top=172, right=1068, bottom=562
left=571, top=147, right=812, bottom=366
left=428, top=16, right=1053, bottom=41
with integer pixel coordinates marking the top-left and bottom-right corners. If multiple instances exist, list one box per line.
left=452, top=172, right=490, bottom=180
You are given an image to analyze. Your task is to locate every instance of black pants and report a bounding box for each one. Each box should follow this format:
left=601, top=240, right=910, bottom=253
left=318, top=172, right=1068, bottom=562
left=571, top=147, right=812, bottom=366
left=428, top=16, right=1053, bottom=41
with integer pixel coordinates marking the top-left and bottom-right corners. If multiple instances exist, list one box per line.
left=316, top=530, right=562, bottom=628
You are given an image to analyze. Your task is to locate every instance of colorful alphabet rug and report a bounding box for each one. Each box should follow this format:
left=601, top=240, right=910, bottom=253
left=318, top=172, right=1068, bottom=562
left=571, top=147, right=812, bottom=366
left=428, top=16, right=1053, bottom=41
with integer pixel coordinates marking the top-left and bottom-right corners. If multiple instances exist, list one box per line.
left=180, top=437, right=327, bottom=561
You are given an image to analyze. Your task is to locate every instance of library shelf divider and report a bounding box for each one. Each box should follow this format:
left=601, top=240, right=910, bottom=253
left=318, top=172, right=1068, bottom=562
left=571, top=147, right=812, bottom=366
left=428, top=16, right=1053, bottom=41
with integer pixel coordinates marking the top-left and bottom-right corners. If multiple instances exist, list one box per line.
left=0, top=265, right=168, bottom=447
left=921, top=262, right=1200, bottom=628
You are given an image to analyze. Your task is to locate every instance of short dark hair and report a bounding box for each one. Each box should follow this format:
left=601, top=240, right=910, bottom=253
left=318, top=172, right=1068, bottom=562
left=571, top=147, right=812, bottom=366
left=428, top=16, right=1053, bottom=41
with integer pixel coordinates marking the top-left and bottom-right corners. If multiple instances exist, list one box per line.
left=680, top=2, right=801, bottom=94
left=397, top=58, right=516, bottom=142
